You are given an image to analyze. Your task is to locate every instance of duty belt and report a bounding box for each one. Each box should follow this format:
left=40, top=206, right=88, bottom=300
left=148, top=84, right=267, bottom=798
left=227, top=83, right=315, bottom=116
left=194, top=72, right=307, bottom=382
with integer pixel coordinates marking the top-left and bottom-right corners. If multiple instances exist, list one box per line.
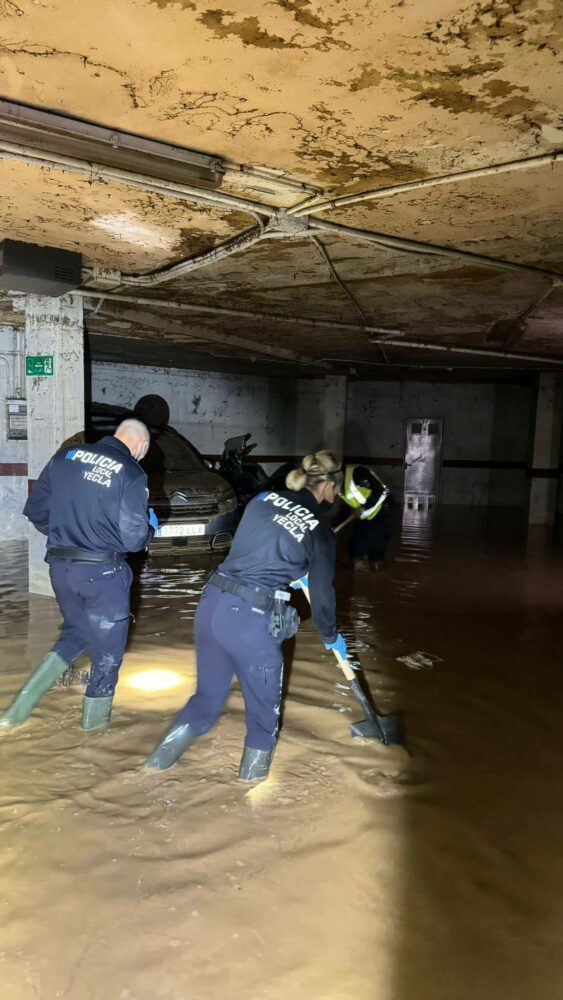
left=47, top=546, right=122, bottom=564
left=207, top=571, right=290, bottom=612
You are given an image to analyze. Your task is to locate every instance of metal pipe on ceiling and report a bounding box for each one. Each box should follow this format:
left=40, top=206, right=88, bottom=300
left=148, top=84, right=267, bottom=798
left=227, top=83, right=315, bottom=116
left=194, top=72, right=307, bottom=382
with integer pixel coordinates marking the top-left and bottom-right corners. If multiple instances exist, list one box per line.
left=15, top=328, right=25, bottom=397
left=0, top=139, right=275, bottom=221
left=87, top=306, right=331, bottom=369
left=0, top=325, right=25, bottom=397
left=307, top=234, right=391, bottom=366
left=369, top=337, right=563, bottom=365
left=308, top=235, right=368, bottom=324
left=0, top=99, right=322, bottom=201
left=119, top=225, right=269, bottom=287
left=309, top=357, right=541, bottom=372
left=77, top=290, right=563, bottom=367
left=77, top=288, right=402, bottom=337
left=3, top=133, right=562, bottom=363
left=486, top=283, right=558, bottom=347
left=3, top=138, right=562, bottom=287
left=313, top=219, right=563, bottom=281
left=290, top=151, right=563, bottom=217
left=118, top=218, right=310, bottom=287
left=0, top=355, right=13, bottom=397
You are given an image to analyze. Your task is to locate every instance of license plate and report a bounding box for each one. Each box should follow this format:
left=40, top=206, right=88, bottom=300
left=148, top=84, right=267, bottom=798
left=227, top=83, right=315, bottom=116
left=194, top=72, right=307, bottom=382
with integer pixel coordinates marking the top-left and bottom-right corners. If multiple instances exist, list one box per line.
left=155, top=523, right=205, bottom=538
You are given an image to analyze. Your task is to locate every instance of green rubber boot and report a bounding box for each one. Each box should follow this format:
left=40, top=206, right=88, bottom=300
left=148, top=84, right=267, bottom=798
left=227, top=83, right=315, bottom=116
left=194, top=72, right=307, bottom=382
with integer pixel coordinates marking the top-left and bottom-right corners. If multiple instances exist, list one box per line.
left=81, top=696, right=113, bottom=731
left=239, top=746, right=273, bottom=782
left=144, top=720, right=198, bottom=770
left=0, top=652, right=69, bottom=728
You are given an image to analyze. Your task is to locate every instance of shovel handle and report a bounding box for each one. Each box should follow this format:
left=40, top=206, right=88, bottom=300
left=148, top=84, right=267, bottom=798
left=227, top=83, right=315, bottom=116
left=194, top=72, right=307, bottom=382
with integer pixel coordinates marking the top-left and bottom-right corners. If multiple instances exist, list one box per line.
left=332, top=648, right=357, bottom=683
left=332, top=510, right=361, bottom=535
left=293, top=580, right=356, bottom=682
left=292, top=577, right=402, bottom=746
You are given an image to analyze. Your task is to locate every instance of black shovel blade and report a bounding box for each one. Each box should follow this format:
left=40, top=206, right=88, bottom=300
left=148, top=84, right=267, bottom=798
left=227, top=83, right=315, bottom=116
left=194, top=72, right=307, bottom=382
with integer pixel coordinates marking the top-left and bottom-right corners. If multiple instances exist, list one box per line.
left=350, top=712, right=404, bottom=746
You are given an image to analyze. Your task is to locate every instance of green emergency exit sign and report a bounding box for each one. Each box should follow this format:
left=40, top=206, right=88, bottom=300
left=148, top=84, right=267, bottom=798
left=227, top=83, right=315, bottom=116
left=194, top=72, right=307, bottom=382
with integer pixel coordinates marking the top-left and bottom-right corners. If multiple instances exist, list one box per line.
left=26, top=355, right=54, bottom=376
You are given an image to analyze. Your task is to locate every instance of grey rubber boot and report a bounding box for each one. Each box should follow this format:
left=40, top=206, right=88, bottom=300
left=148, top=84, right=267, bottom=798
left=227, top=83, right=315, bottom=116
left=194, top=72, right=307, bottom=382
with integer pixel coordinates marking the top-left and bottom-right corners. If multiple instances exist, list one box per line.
left=0, top=652, right=69, bottom=727
left=82, top=695, right=113, bottom=730
left=239, top=746, right=273, bottom=782
left=144, top=720, right=198, bottom=770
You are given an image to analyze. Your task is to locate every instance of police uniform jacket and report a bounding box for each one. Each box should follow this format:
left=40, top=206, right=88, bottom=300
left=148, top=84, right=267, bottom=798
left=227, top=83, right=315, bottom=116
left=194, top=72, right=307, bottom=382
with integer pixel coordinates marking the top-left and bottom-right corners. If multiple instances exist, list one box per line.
left=24, top=436, right=152, bottom=554
left=219, top=488, right=338, bottom=643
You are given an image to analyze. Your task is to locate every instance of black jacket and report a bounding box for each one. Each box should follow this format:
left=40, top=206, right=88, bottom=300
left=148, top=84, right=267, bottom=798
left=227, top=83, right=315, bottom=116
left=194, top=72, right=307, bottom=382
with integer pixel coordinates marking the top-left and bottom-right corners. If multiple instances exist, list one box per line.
left=24, top=436, right=152, bottom=554
left=220, top=488, right=338, bottom=643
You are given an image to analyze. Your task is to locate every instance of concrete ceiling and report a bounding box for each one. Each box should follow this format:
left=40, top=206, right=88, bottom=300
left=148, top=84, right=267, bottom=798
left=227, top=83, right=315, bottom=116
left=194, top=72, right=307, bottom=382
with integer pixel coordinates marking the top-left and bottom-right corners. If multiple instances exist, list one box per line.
left=0, top=0, right=562, bottom=376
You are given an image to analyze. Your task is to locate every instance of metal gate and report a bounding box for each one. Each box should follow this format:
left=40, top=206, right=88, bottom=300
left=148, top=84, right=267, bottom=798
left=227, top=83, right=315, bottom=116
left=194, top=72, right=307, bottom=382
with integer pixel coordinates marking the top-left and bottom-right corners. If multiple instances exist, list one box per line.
left=404, top=418, right=443, bottom=510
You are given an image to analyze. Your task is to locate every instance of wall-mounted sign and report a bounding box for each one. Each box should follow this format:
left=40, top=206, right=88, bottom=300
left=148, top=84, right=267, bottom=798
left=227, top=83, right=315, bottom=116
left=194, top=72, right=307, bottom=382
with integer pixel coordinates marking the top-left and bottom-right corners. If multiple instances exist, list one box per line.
left=26, top=355, right=54, bottom=376
left=6, top=400, right=27, bottom=440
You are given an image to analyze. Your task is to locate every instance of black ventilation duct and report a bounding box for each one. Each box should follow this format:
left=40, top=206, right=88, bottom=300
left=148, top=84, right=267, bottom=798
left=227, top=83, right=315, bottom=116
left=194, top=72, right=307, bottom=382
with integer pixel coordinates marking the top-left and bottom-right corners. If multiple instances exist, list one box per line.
left=0, top=239, right=82, bottom=296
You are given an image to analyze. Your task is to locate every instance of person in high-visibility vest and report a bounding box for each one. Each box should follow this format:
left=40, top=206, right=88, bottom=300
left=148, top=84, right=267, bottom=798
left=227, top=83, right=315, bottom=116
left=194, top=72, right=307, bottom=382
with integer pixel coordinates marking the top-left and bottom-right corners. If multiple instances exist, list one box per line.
left=340, top=465, right=391, bottom=570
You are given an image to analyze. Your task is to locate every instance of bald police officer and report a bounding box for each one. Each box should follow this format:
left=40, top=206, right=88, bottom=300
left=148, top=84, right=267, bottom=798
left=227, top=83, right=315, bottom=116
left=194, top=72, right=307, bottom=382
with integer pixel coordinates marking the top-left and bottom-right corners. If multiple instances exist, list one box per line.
left=0, top=419, right=157, bottom=731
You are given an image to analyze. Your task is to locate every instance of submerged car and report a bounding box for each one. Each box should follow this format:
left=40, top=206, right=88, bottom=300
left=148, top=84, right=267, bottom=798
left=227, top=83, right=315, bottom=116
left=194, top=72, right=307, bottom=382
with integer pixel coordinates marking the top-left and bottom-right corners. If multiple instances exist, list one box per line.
left=87, top=403, right=239, bottom=551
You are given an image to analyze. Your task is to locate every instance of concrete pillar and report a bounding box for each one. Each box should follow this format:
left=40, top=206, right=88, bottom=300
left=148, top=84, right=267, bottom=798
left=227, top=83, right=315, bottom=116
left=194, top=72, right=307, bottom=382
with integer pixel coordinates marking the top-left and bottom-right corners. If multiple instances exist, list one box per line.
left=26, top=295, right=84, bottom=595
left=322, top=375, right=348, bottom=460
left=488, top=383, right=533, bottom=510
left=528, top=373, right=563, bottom=526
left=0, top=324, right=28, bottom=541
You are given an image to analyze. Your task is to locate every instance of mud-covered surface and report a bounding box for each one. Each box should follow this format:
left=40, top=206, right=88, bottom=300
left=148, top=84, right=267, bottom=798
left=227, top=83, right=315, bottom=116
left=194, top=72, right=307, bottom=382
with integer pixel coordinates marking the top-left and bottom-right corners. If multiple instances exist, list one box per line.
left=1, top=509, right=563, bottom=999
left=1, top=1, right=563, bottom=367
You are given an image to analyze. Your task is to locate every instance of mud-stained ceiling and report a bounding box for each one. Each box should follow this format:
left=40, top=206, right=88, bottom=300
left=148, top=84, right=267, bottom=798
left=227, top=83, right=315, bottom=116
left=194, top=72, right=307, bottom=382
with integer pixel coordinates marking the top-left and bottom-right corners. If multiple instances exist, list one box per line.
left=0, top=0, right=562, bottom=375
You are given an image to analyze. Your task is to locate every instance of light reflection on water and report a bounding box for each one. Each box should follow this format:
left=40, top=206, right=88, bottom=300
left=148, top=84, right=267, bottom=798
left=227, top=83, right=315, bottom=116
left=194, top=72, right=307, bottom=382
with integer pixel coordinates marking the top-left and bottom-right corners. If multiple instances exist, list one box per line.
left=337, top=508, right=441, bottom=670
left=399, top=508, right=436, bottom=561
left=129, top=553, right=215, bottom=629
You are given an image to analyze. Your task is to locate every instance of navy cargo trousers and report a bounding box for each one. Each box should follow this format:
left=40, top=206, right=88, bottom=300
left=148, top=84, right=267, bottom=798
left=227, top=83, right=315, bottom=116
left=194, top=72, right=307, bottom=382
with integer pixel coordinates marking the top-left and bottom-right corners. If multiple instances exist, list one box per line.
left=49, top=559, right=133, bottom=698
left=176, top=583, right=284, bottom=751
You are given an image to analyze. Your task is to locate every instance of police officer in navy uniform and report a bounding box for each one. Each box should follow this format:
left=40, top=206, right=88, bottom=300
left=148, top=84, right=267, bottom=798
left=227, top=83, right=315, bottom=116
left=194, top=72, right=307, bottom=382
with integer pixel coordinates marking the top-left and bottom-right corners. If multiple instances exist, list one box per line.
left=145, top=450, right=348, bottom=782
left=0, top=419, right=158, bottom=732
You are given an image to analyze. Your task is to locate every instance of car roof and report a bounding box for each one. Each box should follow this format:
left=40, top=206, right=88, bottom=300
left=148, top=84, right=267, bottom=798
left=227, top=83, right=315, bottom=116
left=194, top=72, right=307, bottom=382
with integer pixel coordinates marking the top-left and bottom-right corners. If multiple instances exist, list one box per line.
left=87, top=402, right=207, bottom=465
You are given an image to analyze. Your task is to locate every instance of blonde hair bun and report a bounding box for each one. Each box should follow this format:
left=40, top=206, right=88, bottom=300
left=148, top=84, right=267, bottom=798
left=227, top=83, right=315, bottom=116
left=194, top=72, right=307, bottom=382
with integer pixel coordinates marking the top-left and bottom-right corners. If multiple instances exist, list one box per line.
left=285, top=450, right=342, bottom=491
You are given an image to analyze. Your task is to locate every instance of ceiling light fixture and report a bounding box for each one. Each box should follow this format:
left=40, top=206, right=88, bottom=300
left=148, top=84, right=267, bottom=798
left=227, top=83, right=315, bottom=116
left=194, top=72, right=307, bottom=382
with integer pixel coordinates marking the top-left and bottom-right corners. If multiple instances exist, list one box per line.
left=0, top=100, right=224, bottom=189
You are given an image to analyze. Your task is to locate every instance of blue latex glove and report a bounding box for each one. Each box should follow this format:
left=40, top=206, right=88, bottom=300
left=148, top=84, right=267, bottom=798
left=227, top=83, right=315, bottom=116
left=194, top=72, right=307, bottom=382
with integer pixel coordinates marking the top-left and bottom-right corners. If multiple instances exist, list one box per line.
left=324, top=633, right=347, bottom=660
left=291, top=576, right=309, bottom=591
left=148, top=507, right=159, bottom=531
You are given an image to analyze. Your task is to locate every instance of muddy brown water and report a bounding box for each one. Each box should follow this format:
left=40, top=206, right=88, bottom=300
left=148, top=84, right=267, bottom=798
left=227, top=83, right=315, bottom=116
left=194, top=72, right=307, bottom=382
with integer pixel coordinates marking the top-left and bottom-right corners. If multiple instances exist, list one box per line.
left=1, top=509, right=562, bottom=1000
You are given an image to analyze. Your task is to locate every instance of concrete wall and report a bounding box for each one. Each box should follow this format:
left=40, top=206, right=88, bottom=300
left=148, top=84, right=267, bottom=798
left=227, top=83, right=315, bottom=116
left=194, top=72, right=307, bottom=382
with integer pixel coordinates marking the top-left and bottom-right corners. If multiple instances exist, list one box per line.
left=92, top=362, right=533, bottom=508
left=347, top=380, right=533, bottom=506
left=0, top=326, right=27, bottom=540
left=293, top=377, right=532, bottom=506
left=0, top=343, right=541, bottom=542
left=92, top=362, right=299, bottom=472
left=489, top=383, right=535, bottom=509
left=346, top=380, right=492, bottom=504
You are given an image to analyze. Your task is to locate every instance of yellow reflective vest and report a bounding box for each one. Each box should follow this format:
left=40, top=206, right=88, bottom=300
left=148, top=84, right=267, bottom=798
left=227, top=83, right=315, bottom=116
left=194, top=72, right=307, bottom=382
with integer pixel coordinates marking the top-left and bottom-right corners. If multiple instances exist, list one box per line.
left=342, top=465, right=388, bottom=521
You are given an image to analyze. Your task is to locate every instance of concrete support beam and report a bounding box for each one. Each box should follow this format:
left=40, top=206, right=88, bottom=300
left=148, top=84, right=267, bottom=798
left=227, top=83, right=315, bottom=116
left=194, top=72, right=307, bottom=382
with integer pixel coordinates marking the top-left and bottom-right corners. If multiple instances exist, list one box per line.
left=322, top=375, right=348, bottom=461
left=26, top=295, right=84, bottom=594
left=528, top=374, right=563, bottom=526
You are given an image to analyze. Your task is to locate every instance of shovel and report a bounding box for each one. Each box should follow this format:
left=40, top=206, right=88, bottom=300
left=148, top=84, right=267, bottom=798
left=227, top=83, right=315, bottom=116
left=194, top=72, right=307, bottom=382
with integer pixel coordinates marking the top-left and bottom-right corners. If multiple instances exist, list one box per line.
left=293, top=578, right=404, bottom=746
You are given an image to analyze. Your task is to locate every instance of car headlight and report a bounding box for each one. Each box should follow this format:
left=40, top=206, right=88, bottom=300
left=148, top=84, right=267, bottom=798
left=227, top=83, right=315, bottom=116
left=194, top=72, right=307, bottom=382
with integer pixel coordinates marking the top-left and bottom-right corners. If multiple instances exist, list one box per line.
left=218, top=492, right=238, bottom=513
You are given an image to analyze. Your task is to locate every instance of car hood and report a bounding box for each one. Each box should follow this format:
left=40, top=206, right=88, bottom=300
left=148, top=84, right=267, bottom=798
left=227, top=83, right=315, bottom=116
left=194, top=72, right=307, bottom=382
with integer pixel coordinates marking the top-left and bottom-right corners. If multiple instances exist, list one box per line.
left=148, top=470, right=233, bottom=504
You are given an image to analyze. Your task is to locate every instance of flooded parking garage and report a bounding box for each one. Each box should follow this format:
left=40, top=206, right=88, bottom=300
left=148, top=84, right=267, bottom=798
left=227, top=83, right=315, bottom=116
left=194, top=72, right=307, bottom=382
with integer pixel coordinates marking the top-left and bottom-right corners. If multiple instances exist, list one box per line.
left=1, top=506, right=562, bottom=1000
left=0, top=2, right=562, bottom=996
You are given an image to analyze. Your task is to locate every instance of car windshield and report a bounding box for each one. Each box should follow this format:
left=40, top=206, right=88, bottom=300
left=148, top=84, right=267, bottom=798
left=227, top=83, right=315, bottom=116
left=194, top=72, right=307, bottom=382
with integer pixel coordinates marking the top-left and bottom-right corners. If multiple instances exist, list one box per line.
left=141, top=430, right=204, bottom=474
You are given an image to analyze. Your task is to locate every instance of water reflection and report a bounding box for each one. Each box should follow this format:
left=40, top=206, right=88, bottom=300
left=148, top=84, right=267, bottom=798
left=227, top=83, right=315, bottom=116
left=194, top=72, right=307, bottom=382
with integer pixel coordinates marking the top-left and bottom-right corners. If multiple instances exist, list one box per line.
left=0, top=542, right=29, bottom=630
left=1, top=512, right=563, bottom=999
left=400, top=503, right=436, bottom=561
